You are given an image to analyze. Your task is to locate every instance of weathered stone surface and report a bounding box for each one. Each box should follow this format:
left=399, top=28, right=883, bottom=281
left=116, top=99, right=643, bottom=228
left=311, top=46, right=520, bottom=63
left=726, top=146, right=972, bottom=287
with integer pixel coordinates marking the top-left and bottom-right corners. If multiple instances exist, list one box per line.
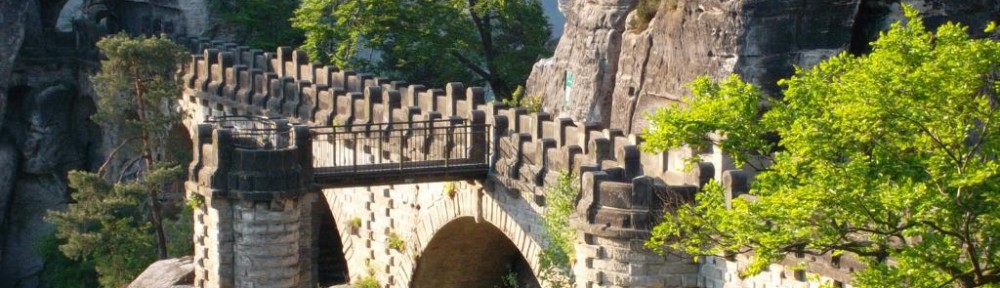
left=609, top=0, right=862, bottom=133
left=177, top=0, right=213, bottom=36
left=536, top=0, right=1000, bottom=134
left=0, top=138, right=16, bottom=264
left=525, top=0, right=638, bottom=125
left=20, top=85, right=74, bottom=174
left=0, top=174, right=67, bottom=288
left=128, top=256, right=195, bottom=288
left=0, top=0, right=33, bottom=131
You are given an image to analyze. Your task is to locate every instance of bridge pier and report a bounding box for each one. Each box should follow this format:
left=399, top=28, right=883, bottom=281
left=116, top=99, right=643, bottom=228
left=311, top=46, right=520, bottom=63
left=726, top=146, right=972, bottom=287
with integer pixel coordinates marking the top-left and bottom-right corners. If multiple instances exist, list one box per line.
left=187, top=120, right=320, bottom=288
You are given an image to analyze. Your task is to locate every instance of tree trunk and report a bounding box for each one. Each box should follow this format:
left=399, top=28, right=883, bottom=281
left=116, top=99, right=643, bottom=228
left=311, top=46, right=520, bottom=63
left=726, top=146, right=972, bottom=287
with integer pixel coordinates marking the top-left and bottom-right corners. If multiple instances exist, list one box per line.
left=468, top=0, right=513, bottom=100
left=132, top=57, right=169, bottom=260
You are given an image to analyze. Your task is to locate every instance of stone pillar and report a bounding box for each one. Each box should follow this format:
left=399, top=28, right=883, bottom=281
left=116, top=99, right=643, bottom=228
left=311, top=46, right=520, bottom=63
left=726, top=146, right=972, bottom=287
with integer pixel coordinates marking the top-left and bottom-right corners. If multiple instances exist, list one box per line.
left=233, top=199, right=301, bottom=287
left=188, top=120, right=317, bottom=288
left=571, top=171, right=700, bottom=287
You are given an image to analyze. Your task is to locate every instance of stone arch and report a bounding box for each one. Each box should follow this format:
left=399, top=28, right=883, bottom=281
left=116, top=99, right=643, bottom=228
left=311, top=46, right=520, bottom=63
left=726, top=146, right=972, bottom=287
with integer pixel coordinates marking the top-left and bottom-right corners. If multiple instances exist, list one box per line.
left=315, top=193, right=349, bottom=286
left=321, top=182, right=548, bottom=287
left=411, top=217, right=541, bottom=288
left=401, top=183, right=547, bottom=288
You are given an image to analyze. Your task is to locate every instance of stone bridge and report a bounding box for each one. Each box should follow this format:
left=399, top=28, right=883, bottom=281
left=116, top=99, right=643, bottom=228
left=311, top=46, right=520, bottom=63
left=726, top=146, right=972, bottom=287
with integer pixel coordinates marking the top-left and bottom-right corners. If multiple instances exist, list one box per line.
left=178, top=38, right=861, bottom=288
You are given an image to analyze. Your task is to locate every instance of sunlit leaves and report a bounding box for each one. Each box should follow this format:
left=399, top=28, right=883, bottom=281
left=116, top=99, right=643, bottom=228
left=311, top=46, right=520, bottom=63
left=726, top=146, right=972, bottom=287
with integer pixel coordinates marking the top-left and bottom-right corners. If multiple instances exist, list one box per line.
left=291, top=0, right=551, bottom=95
left=539, top=172, right=578, bottom=287
left=644, top=6, right=1000, bottom=287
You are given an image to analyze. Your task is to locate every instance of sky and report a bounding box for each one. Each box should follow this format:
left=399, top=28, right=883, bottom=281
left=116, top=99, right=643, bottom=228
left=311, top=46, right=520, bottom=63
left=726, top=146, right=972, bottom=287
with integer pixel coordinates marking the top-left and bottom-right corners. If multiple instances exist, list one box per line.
left=541, top=0, right=566, bottom=38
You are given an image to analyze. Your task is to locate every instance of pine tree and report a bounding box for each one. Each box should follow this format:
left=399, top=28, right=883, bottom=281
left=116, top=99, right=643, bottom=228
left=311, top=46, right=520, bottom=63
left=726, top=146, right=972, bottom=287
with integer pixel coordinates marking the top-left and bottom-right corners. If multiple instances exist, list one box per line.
left=46, top=33, right=187, bottom=287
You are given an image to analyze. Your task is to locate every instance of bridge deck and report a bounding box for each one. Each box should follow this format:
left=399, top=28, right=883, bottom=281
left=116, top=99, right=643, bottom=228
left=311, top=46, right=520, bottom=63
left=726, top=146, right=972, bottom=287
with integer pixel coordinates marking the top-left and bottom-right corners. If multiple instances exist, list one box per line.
left=309, top=119, right=491, bottom=188
left=314, top=160, right=488, bottom=187
left=207, top=116, right=491, bottom=188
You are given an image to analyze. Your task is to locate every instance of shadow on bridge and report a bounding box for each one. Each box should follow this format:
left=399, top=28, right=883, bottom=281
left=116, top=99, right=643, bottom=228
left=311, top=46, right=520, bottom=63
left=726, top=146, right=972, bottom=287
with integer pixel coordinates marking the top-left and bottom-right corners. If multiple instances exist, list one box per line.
left=411, top=217, right=540, bottom=288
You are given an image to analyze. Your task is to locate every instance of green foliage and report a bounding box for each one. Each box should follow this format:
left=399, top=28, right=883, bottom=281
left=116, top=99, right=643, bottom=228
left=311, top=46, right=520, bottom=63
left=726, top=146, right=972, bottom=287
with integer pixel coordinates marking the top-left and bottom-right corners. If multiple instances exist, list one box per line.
left=37, top=233, right=100, bottom=288
left=539, top=172, right=577, bottom=287
left=352, top=276, right=380, bottom=288
left=47, top=171, right=158, bottom=288
left=353, top=259, right=380, bottom=288
left=495, top=267, right=521, bottom=288
left=186, top=194, right=205, bottom=210
left=387, top=231, right=405, bottom=252
left=444, top=181, right=457, bottom=199
left=644, top=7, right=1000, bottom=287
left=291, top=0, right=552, bottom=100
left=502, top=85, right=543, bottom=112
left=165, top=204, right=195, bottom=256
left=91, top=33, right=185, bottom=140
left=642, top=74, right=774, bottom=167
left=349, top=217, right=362, bottom=230
left=208, top=0, right=304, bottom=51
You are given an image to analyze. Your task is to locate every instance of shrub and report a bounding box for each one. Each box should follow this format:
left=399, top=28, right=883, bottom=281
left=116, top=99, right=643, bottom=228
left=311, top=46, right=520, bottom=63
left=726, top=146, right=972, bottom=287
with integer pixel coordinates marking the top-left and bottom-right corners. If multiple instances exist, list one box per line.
left=353, top=276, right=380, bottom=288
left=387, top=232, right=405, bottom=252
left=629, top=0, right=680, bottom=32
left=496, top=267, right=521, bottom=288
left=443, top=182, right=457, bottom=199
left=538, top=172, right=579, bottom=287
left=348, top=217, right=363, bottom=235
left=502, top=85, right=543, bottom=113
left=349, top=217, right=363, bottom=230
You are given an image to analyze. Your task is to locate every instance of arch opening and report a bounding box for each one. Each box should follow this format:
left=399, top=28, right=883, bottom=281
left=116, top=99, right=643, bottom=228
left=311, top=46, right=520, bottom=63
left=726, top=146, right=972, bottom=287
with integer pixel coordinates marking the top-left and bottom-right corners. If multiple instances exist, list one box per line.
left=315, top=194, right=349, bottom=286
left=412, top=217, right=540, bottom=288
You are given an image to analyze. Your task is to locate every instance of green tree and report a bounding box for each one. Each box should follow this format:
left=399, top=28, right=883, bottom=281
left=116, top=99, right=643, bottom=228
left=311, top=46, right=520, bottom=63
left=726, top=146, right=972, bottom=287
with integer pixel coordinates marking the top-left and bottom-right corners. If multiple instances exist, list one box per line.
left=539, top=172, right=578, bottom=287
left=643, top=8, right=1000, bottom=288
left=291, top=0, right=551, bottom=100
left=209, top=0, right=304, bottom=51
left=47, top=172, right=161, bottom=287
left=46, top=34, right=188, bottom=287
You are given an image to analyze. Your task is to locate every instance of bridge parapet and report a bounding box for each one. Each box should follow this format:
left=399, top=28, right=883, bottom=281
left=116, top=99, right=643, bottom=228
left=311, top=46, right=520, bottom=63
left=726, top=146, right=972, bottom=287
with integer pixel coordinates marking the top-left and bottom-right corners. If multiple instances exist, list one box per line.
left=177, top=38, right=485, bottom=131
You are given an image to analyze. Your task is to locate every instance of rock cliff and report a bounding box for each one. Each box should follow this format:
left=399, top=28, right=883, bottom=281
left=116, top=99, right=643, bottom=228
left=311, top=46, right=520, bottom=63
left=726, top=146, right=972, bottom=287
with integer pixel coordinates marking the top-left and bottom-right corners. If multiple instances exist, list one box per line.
left=528, top=0, right=1000, bottom=134
left=0, top=0, right=211, bottom=286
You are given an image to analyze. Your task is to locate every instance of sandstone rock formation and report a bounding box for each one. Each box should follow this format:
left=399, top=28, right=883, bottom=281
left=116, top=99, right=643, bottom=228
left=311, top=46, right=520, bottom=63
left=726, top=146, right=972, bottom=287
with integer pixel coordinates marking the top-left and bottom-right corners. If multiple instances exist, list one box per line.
left=0, top=174, right=67, bottom=288
left=525, top=0, right=638, bottom=125
left=0, top=0, right=33, bottom=131
left=128, top=256, right=195, bottom=288
left=528, top=0, right=1000, bottom=134
left=0, top=0, right=216, bottom=286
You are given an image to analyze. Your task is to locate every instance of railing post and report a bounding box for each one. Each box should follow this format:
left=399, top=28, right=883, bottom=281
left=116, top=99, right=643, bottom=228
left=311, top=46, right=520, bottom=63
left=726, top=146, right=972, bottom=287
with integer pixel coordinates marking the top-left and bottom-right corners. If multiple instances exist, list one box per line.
left=445, top=124, right=452, bottom=168
left=378, top=125, right=385, bottom=165
left=334, top=132, right=340, bottom=168
left=352, top=128, right=358, bottom=174
left=399, top=129, right=404, bottom=171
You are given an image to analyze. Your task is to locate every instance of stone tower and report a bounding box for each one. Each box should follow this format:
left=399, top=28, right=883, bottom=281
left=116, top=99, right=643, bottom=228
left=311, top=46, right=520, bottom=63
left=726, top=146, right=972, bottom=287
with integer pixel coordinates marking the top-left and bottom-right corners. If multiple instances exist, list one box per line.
left=186, top=117, right=318, bottom=288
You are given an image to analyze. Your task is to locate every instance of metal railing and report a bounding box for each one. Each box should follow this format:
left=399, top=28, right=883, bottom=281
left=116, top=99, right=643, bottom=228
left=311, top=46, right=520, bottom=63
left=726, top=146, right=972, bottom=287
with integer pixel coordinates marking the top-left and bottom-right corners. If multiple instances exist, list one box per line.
left=207, top=115, right=293, bottom=149
left=310, top=119, right=490, bottom=180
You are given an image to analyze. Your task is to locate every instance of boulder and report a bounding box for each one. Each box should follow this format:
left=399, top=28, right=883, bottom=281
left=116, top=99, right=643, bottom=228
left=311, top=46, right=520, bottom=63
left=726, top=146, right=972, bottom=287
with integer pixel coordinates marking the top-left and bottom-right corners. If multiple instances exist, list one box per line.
left=128, top=256, right=195, bottom=288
